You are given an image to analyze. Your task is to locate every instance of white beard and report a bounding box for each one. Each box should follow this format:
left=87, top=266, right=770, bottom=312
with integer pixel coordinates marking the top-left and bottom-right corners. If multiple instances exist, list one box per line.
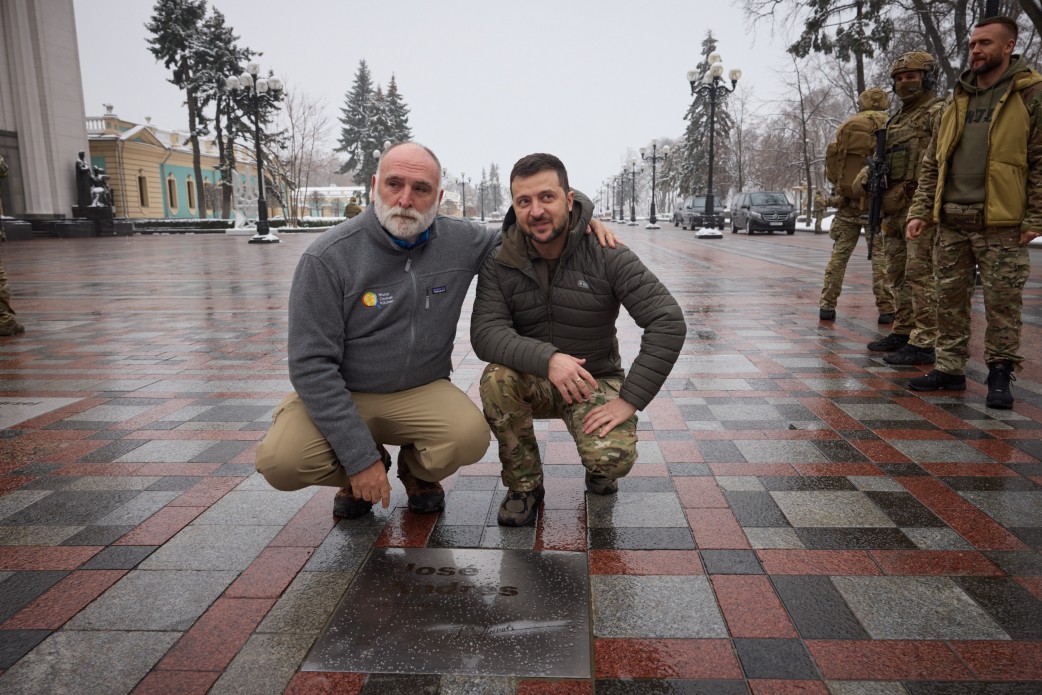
left=373, top=190, right=438, bottom=242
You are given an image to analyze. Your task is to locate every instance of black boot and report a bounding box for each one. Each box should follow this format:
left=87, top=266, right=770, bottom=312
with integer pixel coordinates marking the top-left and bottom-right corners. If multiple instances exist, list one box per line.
left=908, top=370, right=967, bottom=392
left=867, top=333, right=909, bottom=352
left=986, top=361, right=1016, bottom=410
left=884, top=344, right=936, bottom=366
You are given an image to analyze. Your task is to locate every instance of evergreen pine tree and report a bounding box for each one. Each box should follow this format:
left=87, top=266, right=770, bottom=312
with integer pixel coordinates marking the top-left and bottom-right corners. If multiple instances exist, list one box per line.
left=337, top=60, right=374, bottom=178
left=146, top=0, right=209, bottom=217
left=356, top=87, right=395, bottom=202
left=488, top=163, right=504, bottom=211
left=385, top=73, right=412, bottom=142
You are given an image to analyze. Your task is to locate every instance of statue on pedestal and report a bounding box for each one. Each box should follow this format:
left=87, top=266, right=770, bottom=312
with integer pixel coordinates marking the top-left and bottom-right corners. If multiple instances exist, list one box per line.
left=75, top=151, right=92, bottom=209
left=89, top=165, right=113, bottom=208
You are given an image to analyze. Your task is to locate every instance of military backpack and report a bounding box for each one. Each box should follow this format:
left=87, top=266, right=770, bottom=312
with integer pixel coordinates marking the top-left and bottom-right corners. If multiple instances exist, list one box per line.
left=825, top=110, right=888, bottom=203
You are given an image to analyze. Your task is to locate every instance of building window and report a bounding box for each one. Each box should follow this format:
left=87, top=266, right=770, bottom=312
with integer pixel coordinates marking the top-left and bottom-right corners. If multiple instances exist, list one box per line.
left=167, top=176, right=178, bottom=211
left=186, top=177, right=196, bottom=211
left=138, top=176, right=149, bottom=208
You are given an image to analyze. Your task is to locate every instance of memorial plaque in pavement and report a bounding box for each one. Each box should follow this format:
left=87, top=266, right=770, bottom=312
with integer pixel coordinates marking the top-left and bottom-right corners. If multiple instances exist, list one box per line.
left=303, top=548, right=590, bottom=678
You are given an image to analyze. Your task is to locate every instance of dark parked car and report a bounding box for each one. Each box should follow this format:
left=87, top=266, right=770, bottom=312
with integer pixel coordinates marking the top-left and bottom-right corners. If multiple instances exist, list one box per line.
left=730, top=191, right=796, bottom=234
left=673, top=195, right=725, bottom=230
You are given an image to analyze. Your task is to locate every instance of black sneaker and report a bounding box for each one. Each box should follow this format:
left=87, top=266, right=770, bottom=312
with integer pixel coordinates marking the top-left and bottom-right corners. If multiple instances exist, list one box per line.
left=867, top=333, right=909, bottom=352
left=883, top=344, right=936, bottom=366
left=878, top=313, right=894, bottom=325
left=497, top=486, right=545, bottom=526
left=819, top=308, right=836, bottom=321
left=908, top=370, right=967, bottom=392
left=585, top=472, right=619, bottom=495
left=986, top=361, right=1016, bottom=410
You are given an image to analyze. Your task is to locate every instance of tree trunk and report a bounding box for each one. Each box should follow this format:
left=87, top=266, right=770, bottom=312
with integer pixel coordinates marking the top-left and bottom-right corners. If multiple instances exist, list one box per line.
left=182, top=58, right=207, bottom=219
left=1019, top=0, right=1042, bottom=37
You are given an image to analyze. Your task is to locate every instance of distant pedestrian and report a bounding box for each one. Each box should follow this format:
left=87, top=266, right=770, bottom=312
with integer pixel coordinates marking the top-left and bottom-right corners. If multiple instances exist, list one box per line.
left=905, top=16, right=1042, bottom=408
left=0, top=153, right=24, bottom=337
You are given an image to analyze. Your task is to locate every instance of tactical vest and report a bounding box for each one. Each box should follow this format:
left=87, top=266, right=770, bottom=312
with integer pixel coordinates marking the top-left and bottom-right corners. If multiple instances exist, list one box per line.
left=879, top=96, right=943, bottom=214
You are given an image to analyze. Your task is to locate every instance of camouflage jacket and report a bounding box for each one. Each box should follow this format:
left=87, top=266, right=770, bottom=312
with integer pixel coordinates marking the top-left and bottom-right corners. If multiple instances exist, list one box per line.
left=908, top=56, right=1042, bottom=229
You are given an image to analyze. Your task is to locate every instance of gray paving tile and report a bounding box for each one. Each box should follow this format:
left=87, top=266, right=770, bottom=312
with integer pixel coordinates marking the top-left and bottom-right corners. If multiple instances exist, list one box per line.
left=0, top=630, right=179, bottom=695
left=836, top=403, right=920, bottom=420
left=144, top=476, right=203, bottom=491
left=954, top=576, right=1042, bottom=639
left=771, top=491, right=896, bottom=527
left=64, top=476, right=162, bottom=490
left=588, top=527, right=697, bottom=550
left=734, top=638, right=819, bottom=680
left=743, top=527, right=805, bottom=549
left=113, top=439, right=215, bottom=462
left=796, top=527, right=916, bottom=550
left=61, top=525, right=135, bottom=546
left=772, top=575, right=870, bottom=639
left=701, top=550, right=763, bottom=574
left=591, top=575, right=727, bottom=638
left=716, top=476, right=766, bottom=491
left=724, top=491, right=790, bottom=527
left=734, top=440, right=829, bottom=463
left=903, top=527, right=975, bottom=550
left=93, top=491, right=181, bottom=526
left=209, top=632, right=322, bottom=695
left=79, top=545, right=157, bottom=570
left=586, top=492, right=687, bottom=528
left=256, top=571, right=354, bottom=635
left=479, top=525, right=537, bottom=549
left=0, top=572, right=68, bottom=624
left=191, top=488, right=317, bottom=526
left=190, top=440, right=253, bottom=463
left=0, top=525, right=82, bottom=546
left=0, top=630, right=50, bottom=669
left=65, top=569, right=236, bottom=631
left=0, top=491, right=52, bottom=521
left=0, top=490, right=140, bottom=526
left=960, top=491, right=1042, bottom=527
left=847, top=476, right=905, bottom=492
left=826, top=683, right=908, bottom=695
left=890, top=440, right=994, bottom=464
left=831, top=576, right=1010, bottom=640
left=139, top=524, right=279, bottom=570
left=303, top=524, right=383, bottom=572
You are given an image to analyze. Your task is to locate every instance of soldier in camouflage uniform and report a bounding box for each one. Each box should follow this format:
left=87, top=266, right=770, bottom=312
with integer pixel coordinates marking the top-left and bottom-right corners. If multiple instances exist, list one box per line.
left=0, top=153, right=24, bottom=337
left=861, top=52, right=945, bottom=364
left=813, top=189, right=827, bottom=233
left=472, top=153, right=684, bottom=526
left=906, top=16, right=1042, bottom=408
left=819, top=88, right=896, bottom=323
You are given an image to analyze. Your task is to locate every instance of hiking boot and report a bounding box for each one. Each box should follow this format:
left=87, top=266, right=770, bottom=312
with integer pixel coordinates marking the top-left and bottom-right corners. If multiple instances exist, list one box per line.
left=0, top=322, right=25, bottom=337
left=878, top=312, right=894, bottom=325
left=585, top=472, right=619, bottom=495
left=397, top=453, right=445, bottom=514
left=497, top=486, right=545, bottom=526
left=819, top=308, right=836, bottom=321
left=867, top=332, right=909, bottom=352
left=908, top=369, right=967, bottom=392
left=333, top=446, right=392, bottom=519
left=985, top=360, right=1016, bottom=410
left=884, top=344, right=936, bottom=366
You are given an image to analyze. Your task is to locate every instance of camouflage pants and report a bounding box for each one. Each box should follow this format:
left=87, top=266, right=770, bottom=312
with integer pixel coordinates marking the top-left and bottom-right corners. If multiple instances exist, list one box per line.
left=479, top=363, right=637, bottom=492
left=0, top=254, right=17, bottom=331
left=882, top=212, right=938, bottom=348
left=819, top=209, right=894, bottom=313
left=934, top=224, right=1030, bottom=375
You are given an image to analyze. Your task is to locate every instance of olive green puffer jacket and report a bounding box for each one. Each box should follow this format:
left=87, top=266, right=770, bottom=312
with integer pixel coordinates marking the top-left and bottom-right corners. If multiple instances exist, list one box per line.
left=470, top=193, right=685, bottom=411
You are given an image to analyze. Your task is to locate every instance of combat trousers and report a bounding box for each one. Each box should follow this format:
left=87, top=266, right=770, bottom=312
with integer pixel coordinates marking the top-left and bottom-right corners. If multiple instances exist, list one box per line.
left=819, top=209, right=894, bottom=313
left=881, top=213, right=938, bottom=345
left=0, top=255, right=18, bottom=331
left=479, top=363, right=637, bottom=493
left=256, top=379, right=490, bottom=491
left=934, top=224, right=1029, bottom=375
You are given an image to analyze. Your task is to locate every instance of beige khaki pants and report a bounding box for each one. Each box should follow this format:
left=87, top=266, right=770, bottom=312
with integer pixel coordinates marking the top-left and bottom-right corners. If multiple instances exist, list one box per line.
left=256, top=379, right=490, bottom=491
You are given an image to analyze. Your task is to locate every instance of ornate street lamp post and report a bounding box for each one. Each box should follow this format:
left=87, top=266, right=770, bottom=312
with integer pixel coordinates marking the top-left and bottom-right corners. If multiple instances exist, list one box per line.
left=456, top=175, right=470, bottom=218
left=225, top=63, right=283, bottom=244
left=624, top=160, right=642, bottom=226
left=687, top=53, right=741, bottom=228
left=640, top=142, right=670, bottom=229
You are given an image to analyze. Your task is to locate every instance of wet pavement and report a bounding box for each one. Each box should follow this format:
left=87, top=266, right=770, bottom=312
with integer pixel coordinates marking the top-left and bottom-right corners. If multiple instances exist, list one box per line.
left=0, top=225, right=1041, bottom=694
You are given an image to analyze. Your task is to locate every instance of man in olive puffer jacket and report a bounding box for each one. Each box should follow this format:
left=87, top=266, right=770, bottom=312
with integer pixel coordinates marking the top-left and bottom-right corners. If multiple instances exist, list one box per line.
left=471, top=153, right=685, bottom=526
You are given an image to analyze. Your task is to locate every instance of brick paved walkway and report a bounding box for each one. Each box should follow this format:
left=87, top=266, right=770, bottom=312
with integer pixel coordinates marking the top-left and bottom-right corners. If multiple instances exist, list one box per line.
left=0, top=226, right=1040, bottom=694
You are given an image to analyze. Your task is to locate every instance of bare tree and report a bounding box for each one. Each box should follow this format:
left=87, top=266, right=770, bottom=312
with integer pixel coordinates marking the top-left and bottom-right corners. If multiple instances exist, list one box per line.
left=270, top=83, right=332, bottom=224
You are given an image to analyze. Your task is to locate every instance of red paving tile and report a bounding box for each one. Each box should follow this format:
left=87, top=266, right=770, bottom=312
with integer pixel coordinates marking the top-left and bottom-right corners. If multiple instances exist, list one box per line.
left=588, top=550, right=703, bottom=575
left=0, top=476, right=33, bottom=495
left=168, top=476, right=245, bottom=507
left=708, top=463, right=798, bottom=477
left=793, top=463, right=882, bottom=476
left=114, top=506, right=207, bottom=546
left=375, top=508, right=437, bottom=548
left=656, top=440, right=704, bottom=463
left=224, top=547, right=314, bottom=599
left=850, top=439, right=912, bottom=462
left=918, top=462, right=1018, bottom=477
left=950, top=641, right=1042, bottom=680
left=674, top=477, right=728, bottom=508
left=268, top=487, right=339, bottom=547
left=0, top=546, right=102, bottom=571
left=129, top=671, right=220, bottom=695
left=806, top=639, right=974, bottom=680
left=535, top=507, right=586, bottom=552
left=594, top=638, right=743, bottom=679
left=711, top=575, right=799, bottom=638
left=685, top=508, right=751, bottom=549
left=1016, top=576, right=1042, bottom=602
left=2, top=569, right=126, bottom=629
left=134, top=463, right=222, bottom=476
left=157, top=597, right=275, bottom=671
left=283, top=672, right=366, bottom=695
left=756, top=550, right=882, bottom=576
left=932, top=508, right=1031, bottom=551
left=869, top=550, right=1004, bottom=576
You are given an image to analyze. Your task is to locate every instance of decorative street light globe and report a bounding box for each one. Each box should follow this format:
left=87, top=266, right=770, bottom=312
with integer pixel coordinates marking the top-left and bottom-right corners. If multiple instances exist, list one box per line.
left=640, top=143, right=670, bottom=229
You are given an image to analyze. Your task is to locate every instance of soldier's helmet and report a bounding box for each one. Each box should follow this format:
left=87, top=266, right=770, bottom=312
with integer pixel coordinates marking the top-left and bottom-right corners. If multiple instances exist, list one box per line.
left=890, top=51, right=936, bottom=77
left=858, top=87, right=889, bottom=111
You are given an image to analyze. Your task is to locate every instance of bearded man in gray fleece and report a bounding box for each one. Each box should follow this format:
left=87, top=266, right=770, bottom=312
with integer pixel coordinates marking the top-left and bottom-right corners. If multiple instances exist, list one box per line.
left=256, top=142, right=615, bottom=519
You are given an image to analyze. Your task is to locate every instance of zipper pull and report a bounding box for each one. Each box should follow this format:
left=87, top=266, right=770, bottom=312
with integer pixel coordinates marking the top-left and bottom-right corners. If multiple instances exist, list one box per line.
left=404, top=256, right=411, bottom=273
left=425, top=290, right=430, bottom=309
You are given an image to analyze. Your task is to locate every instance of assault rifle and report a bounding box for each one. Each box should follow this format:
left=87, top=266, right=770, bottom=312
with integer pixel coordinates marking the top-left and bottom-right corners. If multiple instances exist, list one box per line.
left=864, top=128, right=889, bottom=260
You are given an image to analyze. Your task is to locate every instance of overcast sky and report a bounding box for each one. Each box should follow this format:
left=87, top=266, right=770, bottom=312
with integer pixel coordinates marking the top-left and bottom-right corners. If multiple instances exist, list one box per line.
left=73, top=0, right=799, bottom=197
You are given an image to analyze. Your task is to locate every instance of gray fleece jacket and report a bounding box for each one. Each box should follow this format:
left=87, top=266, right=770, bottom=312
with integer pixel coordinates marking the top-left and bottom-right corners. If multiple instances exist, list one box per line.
left=287, top=205, right=499, bottom=476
